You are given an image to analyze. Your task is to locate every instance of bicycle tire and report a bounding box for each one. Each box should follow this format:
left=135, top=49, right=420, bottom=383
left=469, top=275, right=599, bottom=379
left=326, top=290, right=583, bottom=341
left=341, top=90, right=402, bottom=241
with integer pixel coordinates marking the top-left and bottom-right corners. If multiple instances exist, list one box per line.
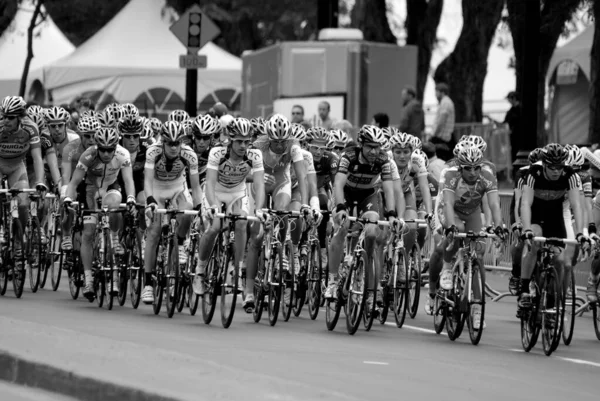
left=12, top=221, right=26, bottom=298
left=307, top=241, right=322, bottom=321
left=220, top=246, right=238, bottom=328
left=128, top=234, right=143, bottom=309
left=165, top=237, right=179, bottom=318
left=408, top=244, right=422, bottom=319
left=27, top=218, right=42, bottom=293
left=0, top=262, right=7, bottom=296
left=202, top=240, right=221, bottom=324
left=267, top=244, right=283, bottom=327
left=281, top=241, right=294, bottom=322
left=252, top=248, right=266, bottom=323
left=433, top=293, right=446, bottom=334
left=94, top=268, right=105, bottom=307
left=186, top=236, right=200, bottom=316
left=467, top=260, right=485, bottom=345
left=593, top=303, right=600, bottom=341
left=446, top=269, right=465, bottom=341
left=319, top=246, right=329, bottom=308
left=153, top=245, right=166, bottom=315
left=562, top=268, right=575, bottom=346
left=540, top=268, right=560, bottom=356
left=50, top=224, right=63, bottom=291
left=292, top=245, right=309, bottom=318
left=67, top=252, right=81, bottom=300
left=362, top=257, right=377, bottom=332
left=379, top=252, right=393, bottom=326
left=346, top=251, right=367, bottom=335
left=40, top=218, right=52, bottom=289
left=393, top=248, right=409, bottom=328
left=117, top=259, right=128, bottom=307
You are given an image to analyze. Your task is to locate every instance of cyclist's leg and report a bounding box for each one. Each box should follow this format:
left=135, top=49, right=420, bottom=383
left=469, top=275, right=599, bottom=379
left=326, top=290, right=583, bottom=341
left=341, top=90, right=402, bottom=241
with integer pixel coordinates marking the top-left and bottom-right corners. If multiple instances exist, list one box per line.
left=80, top=187, right=98, bottom=293
left=228, top=192, right=249, bottom=284
left=272, top=175, right=292, bottom=243
left=6, top=162, right=29, bottom=244
left=245, top=183, right=269, bottom=297
left=317, top=186, right=330, bottom=267
left=357, top=191, right=383, bottom=294
left=289, top=185, right=302, bottom=267
left=402, top=190, right=418, bottom=253
left=173, top=185, right=193, bottom=265
left=102, top=184, right=123, bottom=255
left=519, top=223, right=543, bottom=303
left=416, top=203, right=427, bottom=250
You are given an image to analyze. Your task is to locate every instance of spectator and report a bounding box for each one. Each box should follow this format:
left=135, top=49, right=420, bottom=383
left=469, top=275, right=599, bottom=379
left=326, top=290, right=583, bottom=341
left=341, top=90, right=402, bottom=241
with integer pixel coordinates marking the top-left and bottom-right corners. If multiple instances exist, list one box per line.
left=431, top=83, right=455, bottom=160
left=332, top=119, right=355, bottom=141
left=422, top=141, right=446, bottom=181
left=504, top=91, right=522, bottom=164
left=372, top=113, right=389, bottom=128
left=398, top=86, right=425, bottom=138
left=291, top=105, right=306, bottom=124
left=316, top=101, right=336, bottom=130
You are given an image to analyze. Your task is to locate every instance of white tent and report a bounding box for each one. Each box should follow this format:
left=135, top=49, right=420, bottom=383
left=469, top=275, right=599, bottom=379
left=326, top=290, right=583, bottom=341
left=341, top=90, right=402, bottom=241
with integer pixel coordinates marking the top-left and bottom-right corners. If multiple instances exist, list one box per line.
left=29, top=0, right=242, bottom=117
left=547, top=26, right=593, bottom=144
left=0, top=4, right=74, bottom=99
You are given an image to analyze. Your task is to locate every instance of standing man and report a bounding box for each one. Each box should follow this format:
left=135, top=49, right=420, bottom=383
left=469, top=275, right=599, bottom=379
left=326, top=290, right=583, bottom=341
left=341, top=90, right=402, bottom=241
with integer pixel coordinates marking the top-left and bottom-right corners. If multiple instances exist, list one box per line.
left=422, top=141, right=446, bottom=181
left=291, top=105, right=306, bottom=124
left=504, top=91, right=522, bottom=164
left=317, top=101, right=336, bottom=130
left=431, top=83, right=455, bottom=160
left=398, top=86, right=425, bottom=139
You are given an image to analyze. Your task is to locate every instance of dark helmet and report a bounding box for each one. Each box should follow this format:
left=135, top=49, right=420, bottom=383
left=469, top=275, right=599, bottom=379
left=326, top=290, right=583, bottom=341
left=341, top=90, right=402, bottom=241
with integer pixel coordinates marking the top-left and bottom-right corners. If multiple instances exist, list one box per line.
left=542, top=143, right=567, bottom=166
left=528, top=148, right=543, bottom=164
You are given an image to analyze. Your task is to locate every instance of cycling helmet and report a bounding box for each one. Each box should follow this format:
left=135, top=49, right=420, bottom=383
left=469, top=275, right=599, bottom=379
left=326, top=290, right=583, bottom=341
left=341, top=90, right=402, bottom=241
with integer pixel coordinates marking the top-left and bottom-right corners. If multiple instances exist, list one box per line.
left=459, top=134, right=469, bottom=143
left=118, top=116, right=144, bottom=134
left=26, top=106, right=46, bottom=129
left=388, top=131, right=413, bottom=149
left=149, top=117, right=162, bottom=135
left=456, top=145, right=483, bottom=167
left=329, top=129, right=348, bottom=147
left=307, top=127, right=329, bottom=143
left=227, top=117, right=252, bottom=139
left=104, top=103, right=124, bottom=123
left=453, top=140, right=471, bottom=157
left=381, top=127, right=393, bottom=141
left=192, top=114, right=221, bottom=138
left=168, top=109, right=189, bottom=123
left=141, top=123, right=153, bottom=140
left=290, top=123, right=307, bottom=142
left=94, top=127, right=119, bottom=148
left=409, top=135, right=422, bottom=151
left=381, top=137, right=391, bottom=152
left=182, top=119, right=194, bottom=136
left=542, top=143, right=567, bottom=166
left=250, top=117, right=267, bottom=135
left=466, top=135, right=487, bottom=152
left=266, top=114, right=291, bottom=140
left=122, top=103, right=139, bottom=118
left=161, top=120, right=186, bottom=142
left=77, top=116, right=100, bottom=133
left=358, top=125, right=386, bottom=145
left=1, top=96, right=26, bottom=116
left=97, top=111, right=117, bottom=128
left=44, top=106, right=70, bottom=123
left=412, top=149, right=429, bottom=168
left=528, top=148, right=543, bottom=164
left=565, top=144, right=584, bottom=167
left=81, top=110, right=99, bottom=119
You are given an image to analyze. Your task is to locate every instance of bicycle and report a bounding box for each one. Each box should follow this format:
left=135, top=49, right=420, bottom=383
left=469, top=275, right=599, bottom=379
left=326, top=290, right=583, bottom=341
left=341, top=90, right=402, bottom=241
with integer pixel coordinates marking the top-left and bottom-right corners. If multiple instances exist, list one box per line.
left=201, top=211, right=260, bottom=328
left=41, top=193, right=61, bottom=291
left=152, top=203, right=199, bottom=318
left=253, top=209, right=300, bottom=327
left=298, top=212, right=326, bottom=320
left=24, top=190, right=45, bottom=293
left=181, top=215, right=204, bottom=316
left=114, top=203, right=145, bottom=308
left=434, top=231, right=499, bottom=345
left=520, top=236, right=577, bottom=356
left=61, top=201, right=84, bottom=300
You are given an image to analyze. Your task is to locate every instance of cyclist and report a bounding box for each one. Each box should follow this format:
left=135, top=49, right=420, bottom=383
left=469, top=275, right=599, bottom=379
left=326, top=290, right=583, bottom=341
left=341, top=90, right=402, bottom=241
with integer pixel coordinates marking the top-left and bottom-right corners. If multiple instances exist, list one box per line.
left=327, top=125, right=399, bottom=311
left=168, top=109, right=190, bottom=123
left=192, top=118, right=266, bottom=312
left=430, top=145, right=505, bottom=328
left=519, top=143, right=589, bottom=313
left=412, top=148, right=439, bottom=248
left=141, top=121, right=203, bottom=304
left=62, top=127, right=136, bottom=298
left=329, top=129, right=349, bottom=157
left=190, top=114, right=221, bottom=189
left=0, top=96, right=47, bottom=257
left=117, top=116, right=154, bottom=205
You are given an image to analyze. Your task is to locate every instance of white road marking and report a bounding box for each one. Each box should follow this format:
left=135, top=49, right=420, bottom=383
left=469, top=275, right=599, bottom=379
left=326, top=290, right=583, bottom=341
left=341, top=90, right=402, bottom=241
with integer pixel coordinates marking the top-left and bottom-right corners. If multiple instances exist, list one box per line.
left=555, top=356, right=600, bottom=368
left=384, top=322, right=439, bottom=334
left=363, top=361, right=389, bottom=365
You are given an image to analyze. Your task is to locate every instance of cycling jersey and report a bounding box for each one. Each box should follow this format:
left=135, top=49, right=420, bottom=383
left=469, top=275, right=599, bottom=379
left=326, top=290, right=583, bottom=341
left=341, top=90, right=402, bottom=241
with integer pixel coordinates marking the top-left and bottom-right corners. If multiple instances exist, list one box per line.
left=577, top=168, right=593, bottom=198
left=62, top=139, right=86, bottom=176
left=195, top=147, right=211, bottom=184
left=76, top=145, right=131, bottom=188
left=43, top=129, right=79, bottom=165
left=291, top=149, right=316, bottom=190
left=337, top=146, right=395, bottom=192
left=144, top=144, right=198, bottom=182
left=398, top=151, right=429, bottom=193
left=442, top=166, right=498, bottom=216
left=445, top=158, right=497, bottom=178
left=313, top=151, right=339, bottom=189
left=251, top=135, right=303, bottom=175
left=414, top=171, right=439, bottom=204
left=0, top=117, right=40, bottom=161
left=206, top=146, right=263, bottom=192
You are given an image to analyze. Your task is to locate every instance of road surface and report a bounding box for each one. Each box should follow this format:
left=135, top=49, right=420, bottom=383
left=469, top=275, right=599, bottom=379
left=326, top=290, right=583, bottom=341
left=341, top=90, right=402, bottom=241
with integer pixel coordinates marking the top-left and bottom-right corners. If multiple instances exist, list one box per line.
left=0, top=272, right=598, bottom=401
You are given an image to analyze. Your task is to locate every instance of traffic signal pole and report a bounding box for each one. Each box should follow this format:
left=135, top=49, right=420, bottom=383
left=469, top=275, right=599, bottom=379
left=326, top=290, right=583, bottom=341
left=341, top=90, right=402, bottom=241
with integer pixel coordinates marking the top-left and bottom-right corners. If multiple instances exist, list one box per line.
left=185, top=52, right=198, bottom=116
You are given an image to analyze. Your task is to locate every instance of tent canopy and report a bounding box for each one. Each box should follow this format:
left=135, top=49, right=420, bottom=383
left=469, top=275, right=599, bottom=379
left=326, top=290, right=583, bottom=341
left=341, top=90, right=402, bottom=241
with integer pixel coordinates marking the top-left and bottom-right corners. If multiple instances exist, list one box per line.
left=548, top=25, right=593, bottom=81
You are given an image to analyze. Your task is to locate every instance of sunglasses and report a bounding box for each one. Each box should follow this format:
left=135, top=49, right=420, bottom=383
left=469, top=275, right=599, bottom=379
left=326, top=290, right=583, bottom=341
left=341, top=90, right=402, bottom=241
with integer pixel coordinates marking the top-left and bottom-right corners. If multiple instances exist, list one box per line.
left=308, top=144, right=327, bottom=152
left=98, top=147, right=116, bottom=154
left=49, top=123, right=66, bottom=129
left=166, top=141, right=181, bottom=147
left=333, top=146, right=345, bottom=152
left=123, top=134, right=140, bottom=140
left=194, top=135, right=212, bottom=141
left=4, top=115, right=18, bottom=121
left=272, top=139, right=287, bottom=145
left=546, top=164, right=564, bottom=172
left=292, top=112, right=303, bottom=115
left=232, top=139, right=252, bottom=146
left=81, top=133, right=94, bottom=139
left=461, top=165, right=482, bottom=172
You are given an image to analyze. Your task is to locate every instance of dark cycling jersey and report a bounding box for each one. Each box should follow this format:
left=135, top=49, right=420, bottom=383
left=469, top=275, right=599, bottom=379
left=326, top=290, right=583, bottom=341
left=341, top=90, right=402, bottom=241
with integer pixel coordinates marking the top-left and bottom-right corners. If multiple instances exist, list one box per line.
left=313, top=151, right=339, bottom=189
left=337, top=146, right=395, bottom=192
left=0, top=117, right=40, bottom=161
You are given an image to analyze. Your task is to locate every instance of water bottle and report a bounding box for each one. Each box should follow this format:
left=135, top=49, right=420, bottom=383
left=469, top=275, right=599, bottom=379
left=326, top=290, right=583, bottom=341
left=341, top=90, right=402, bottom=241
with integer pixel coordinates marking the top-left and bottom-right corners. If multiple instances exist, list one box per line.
left=0, top=226, right=5, bottom=244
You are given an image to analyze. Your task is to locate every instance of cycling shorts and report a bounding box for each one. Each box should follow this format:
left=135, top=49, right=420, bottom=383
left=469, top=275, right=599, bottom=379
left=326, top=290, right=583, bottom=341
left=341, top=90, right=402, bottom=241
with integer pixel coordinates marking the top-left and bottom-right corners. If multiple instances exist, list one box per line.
left=203, top=189, right=248, bottom=218
left=82, top=181, right=122, bottom=225
left=435, top=200, right=482, bottom=234
left=152, top=178, right=193, bottom=209
left=0, top=159, right=28, bottom=189
left=343, top=188, right=382, bottom=218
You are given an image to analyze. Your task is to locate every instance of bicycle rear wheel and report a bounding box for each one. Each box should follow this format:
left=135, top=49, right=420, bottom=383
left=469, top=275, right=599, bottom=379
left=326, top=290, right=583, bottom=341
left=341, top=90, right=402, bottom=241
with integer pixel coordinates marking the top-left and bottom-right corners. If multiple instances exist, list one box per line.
left=325, top=275, right=344, bottom=331
left=281, top=241, right=295, bottom=322
left=433, top=293, right=446, bottom=334
left=128, top=233, right=143, bottom=309
left=292, top=248, right=308, bottom=318
left=307, top=241, right=322, bottom=320
left=165, top=238, right=179, bottom=318
left=467, top=260, right=485, bottom=345
left=220, top=247, right=238, bottom=328
left=267, top=245, right=283, bottom=327
left=346, top=251, right=367, bottom=335
left=408, top=244, right=422, bottom=319
left=393, top=249, right=409, bottom=328
left=27, top=218, right=42, bottom=293
left=202, top=240, right=221, bottom=324
left=253, top=248, right=266, bottom=323
left=40, top=218, right=53, bottom=289
left=67, top=251, right=81, bottom=300
left=446, top=270, right=466, bottom=341
left=50, top=224, right=63, bottom=292
left=562, top=268, right=575, bottom=346
left=540, top=268, right=561, bottom=356
left=12, top=222, right=26, bottom=298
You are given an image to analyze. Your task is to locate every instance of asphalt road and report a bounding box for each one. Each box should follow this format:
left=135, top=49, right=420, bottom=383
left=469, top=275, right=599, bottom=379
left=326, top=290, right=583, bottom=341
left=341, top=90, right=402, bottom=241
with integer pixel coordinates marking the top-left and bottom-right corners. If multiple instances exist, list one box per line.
left=0, top=382, right=79, bottom=401
left=0, top=272, right=599, bottom=401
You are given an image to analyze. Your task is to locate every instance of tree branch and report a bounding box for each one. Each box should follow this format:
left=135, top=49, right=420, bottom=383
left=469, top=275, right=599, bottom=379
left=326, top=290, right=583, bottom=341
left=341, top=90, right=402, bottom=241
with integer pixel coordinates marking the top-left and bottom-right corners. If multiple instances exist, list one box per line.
left=19, top=0, right=44, bottom=97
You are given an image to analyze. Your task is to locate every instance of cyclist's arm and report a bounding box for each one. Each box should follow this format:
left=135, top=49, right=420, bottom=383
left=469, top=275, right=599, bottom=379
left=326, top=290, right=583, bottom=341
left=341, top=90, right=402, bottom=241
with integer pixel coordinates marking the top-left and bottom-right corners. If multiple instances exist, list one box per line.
left=252, top=170, right=266, bottom=211
left=205, top=169, right=218, bottom=208
left=568, top=187, right=584, bottom=235
left=188, top=172, right=202, bottom=208
left=45, top=151, right=61, bottom=187
left=520, top=185, right=534, bottom=231
left=66, top=168, right=85, bottom=200
left=31, top=146, right=45, bottom=185
left=333, top=172, right=347, bottom=206
left=487, top=191, right=503, bottom=226
left=393, top=180, right=405, bottom=216
left=61, top=151, right=73, bottom=186
left=143, top=167, right=155, bottom=202
left=120, top=164, right=135, bottom=199
left=442, top=189, right=456, bottom=228
left=416, top=174, right=432, bottom=214
left=514, top=186, right=522, bottom=225
left=381, top=179, right=395, bottom=213
left=293, top=159, right=308, bottom=205
left=482, top=194, right=492, bottom=226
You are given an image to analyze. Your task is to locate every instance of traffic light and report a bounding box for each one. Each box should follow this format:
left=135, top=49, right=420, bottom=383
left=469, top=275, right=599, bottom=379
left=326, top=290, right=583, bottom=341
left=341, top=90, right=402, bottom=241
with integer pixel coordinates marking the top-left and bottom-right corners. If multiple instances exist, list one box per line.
left=188, top=12, right=202, bottom=48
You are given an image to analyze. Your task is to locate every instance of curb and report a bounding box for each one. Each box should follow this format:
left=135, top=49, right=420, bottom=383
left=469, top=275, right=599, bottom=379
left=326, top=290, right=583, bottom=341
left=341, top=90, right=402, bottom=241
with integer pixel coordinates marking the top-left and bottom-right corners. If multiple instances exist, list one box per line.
left=0, top=351, right=179, bottom=401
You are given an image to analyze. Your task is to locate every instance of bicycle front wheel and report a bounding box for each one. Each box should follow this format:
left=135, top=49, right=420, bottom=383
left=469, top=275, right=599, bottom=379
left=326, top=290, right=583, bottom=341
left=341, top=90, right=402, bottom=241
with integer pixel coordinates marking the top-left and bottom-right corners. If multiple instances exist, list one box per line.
left=408, top=244, right=422, bottom=319
left=67, top=251, right=81, bottom=300
left=346, top=251, right=367, bottom=335
left=165, top=238, right=180, bottom=318
left=540, top=268, right=561, bottom=356
left=12, top=221, right=26, bottom=298
left=267, top=244, right=283, bottom=327
left=562, top=268, right=575, bottom=346
left=220, top=246, right=238, bottom=329
left=307, top=241, right=322, bottom=321
left=128, top=234, right=143, bottom=309
left=393, top=248, right=409, bottom=328
left=27, top=218, right=42, bottom=293
left=467, top=260, right=485, bottom=345
left=49, top=222, right=63, bottom=292
left=280, top=241, right=295, bottom=322
left=202, top=240, right=220, bottom=324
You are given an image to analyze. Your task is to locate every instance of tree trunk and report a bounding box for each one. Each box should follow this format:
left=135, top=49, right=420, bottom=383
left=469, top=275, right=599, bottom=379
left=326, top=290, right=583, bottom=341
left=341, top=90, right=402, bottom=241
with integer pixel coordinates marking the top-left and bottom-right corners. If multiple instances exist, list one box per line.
left=590, top=0, right=600, bottom=143
left=351, top=0, right=396, bottom=43
left=433, top=0, right=504, bottom=123
left=405, top=0, right=444, bottom=101
left=19, top=0, right=44, bottom=97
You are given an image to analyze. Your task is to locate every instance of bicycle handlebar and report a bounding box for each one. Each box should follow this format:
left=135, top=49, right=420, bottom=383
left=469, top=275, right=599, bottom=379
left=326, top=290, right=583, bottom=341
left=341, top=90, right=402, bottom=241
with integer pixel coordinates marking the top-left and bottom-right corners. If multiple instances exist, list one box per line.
left=531, top=236, right=578, bottom=246
left=454, top=232, right=499, bottom=240
left=154, top=208, right=200, bottom=215
left=214, top=212, right=260, bottom=222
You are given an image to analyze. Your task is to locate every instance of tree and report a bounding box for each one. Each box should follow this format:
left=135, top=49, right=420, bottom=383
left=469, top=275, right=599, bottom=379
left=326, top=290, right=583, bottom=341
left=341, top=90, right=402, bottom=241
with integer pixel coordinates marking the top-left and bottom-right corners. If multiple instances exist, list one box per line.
left=19, top=0, right=44, bottom=97
left=589, top=0, right=600, bottom=142
left=433, top=0, right=505, bottom=123
left=507, top=0, right=583, bottom=145
left=0, top=0, right=19, bottom=38
left=405, top=0, right=444, bottom=101
left=350, top=0, right=396, bottom=43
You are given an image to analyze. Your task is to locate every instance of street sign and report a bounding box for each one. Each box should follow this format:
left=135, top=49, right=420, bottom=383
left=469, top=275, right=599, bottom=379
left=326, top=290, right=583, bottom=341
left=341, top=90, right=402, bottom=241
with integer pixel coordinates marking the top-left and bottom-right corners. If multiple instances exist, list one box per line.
left=170, top=4, right=221, bottom=52
left=179, top=54, right=207, bottom=69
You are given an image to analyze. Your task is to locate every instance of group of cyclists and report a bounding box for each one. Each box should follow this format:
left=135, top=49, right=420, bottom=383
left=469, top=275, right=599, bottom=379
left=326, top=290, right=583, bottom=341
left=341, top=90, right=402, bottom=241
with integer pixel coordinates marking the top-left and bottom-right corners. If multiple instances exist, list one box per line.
left=1, top=93, right=599, bottom=349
